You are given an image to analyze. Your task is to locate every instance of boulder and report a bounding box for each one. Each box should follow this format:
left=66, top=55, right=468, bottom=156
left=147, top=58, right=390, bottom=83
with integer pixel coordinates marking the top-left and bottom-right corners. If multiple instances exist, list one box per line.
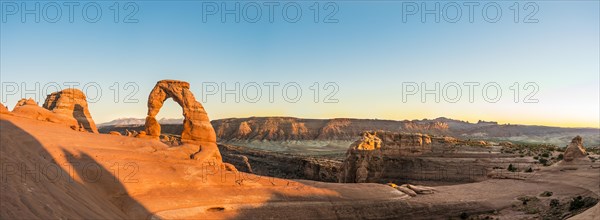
left=564, top=136, right=587, bottom=161
left=124, top=129, right=136, bottom=137
left=42, top=89, right=98, bottom=133
left=15, top=98, right=37, bottom=107
left=405, top=184, right=436, bottom=194
left=135, top=131, right=147, bottom=138
left=396, top=186, right=417, bottom=197
left=109, top=131, right=122, bottom=136
left=160, top=134, right=171, bottom=142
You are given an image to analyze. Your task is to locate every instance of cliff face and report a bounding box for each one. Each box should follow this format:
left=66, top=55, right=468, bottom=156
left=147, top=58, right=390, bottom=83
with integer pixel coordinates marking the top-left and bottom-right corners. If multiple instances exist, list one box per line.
left=338, top=131, right=529, bottom=184
left=218, top=144, right=341, bottom=182
left=212, top=117, right=449, bottom=142
left=339, top=132, right=436, bottom=183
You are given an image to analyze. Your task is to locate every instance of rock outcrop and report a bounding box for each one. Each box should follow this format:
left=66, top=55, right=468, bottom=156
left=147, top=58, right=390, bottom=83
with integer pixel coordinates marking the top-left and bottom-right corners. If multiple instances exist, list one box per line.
left=219, top=144, right=341, bottom=182
left=339, top=131, right=506, bottom=184
left=10, top=95, right=96, bottom=133
left=339, top=132, right=386, bottom=183
left=0, top=103, right=9, bottom=114
left=42, top=89, right=98, bottom=133
left=145, top=80, right=216, bottom=144
left=7, top=89, right=98, bottom=133
left=12, top=98, right=49, bottom=117
left=16, top=98, right=37, bottom=107
left=354, top=132, right=382, bottom=150
left=564, top=136, right=587, bottom=161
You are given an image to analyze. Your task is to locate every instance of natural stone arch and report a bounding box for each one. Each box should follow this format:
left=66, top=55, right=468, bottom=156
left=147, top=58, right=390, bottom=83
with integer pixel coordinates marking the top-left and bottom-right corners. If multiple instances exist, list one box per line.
left=145, top=80, right=216, bottom=144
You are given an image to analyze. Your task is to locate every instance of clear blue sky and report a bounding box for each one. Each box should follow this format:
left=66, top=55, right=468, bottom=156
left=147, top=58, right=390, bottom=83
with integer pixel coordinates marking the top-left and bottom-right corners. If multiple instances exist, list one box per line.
left=1, top=1, right=598, bottom=127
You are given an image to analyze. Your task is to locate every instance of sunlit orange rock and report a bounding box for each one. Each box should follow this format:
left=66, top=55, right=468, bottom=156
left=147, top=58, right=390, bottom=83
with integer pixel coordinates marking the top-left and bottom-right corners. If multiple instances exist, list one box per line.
left=42, top=89, right=99, bottom=133
left=564, top=135, right=587, bottom=161
left=10, top=92, right=98, bottom=133
left=145, top=80, right=216, bottom=144
left=0, top=102, right=10, bottom=114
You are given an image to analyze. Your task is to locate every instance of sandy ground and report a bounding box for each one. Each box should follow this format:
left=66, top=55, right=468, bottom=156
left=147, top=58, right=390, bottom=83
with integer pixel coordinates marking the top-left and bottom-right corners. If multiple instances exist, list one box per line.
left=1, top=114, right=598, bottom=219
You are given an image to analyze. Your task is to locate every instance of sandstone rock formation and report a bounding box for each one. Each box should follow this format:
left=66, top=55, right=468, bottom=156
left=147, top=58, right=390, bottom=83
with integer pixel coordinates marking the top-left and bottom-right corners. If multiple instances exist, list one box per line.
left=339, top=131, right=386, bottom=183
left=10, top=96, right=97, bottom=133
left=0, top=103, right=10, bottom=114
left=135, top=131, right=147, bottom=138
left=339, top=131, right=502, bottom=184
left=145, top=80, right=216, bottom=144
left=191, top=144, right=222, bottom=161
left=144, top=80, right=225, bottom=165
left=16, top=98, right=37, bottom=107
left=564, top=136, right=587, bottom=161
left=11, top=98, right=51, bottom=118
left=127, top=129, right=137, bottom=137
left=354, top=132, right=382, bottom=150
left=42, top=89, right=98, bottom=133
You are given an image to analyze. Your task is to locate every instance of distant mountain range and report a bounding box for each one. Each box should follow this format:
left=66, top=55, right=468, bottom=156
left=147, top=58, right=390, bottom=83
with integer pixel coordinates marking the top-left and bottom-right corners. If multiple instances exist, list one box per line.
left=98, top=117, right=183, bottom=127
left=98, top=117, right=600, bottom=146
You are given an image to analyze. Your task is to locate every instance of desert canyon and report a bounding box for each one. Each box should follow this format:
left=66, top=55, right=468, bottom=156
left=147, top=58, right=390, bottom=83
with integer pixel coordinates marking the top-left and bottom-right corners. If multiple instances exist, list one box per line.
left=1, top=80, right=599, bottom=219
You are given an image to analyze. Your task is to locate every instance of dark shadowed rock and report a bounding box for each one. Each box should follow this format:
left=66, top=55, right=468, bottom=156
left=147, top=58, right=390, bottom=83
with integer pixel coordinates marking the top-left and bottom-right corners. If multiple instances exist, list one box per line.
left=218, top=144, right=341, bottom=182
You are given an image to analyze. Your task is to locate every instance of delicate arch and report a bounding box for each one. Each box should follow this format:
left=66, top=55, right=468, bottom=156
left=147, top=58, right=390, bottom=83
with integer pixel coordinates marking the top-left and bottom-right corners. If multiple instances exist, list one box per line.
left=145, top=80, right=216, bottom=144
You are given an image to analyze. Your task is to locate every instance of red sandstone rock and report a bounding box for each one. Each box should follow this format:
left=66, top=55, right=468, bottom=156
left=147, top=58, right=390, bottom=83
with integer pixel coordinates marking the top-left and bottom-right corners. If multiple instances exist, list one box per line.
left=0, top=103, right=10, bottom=114
left=11, top=98, right=83, bottom=131
left=564, top=136, right=587, bottom=161
left=145, top=80, right=216, bottom=144
left=42, top=89, right=98, bottom=133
